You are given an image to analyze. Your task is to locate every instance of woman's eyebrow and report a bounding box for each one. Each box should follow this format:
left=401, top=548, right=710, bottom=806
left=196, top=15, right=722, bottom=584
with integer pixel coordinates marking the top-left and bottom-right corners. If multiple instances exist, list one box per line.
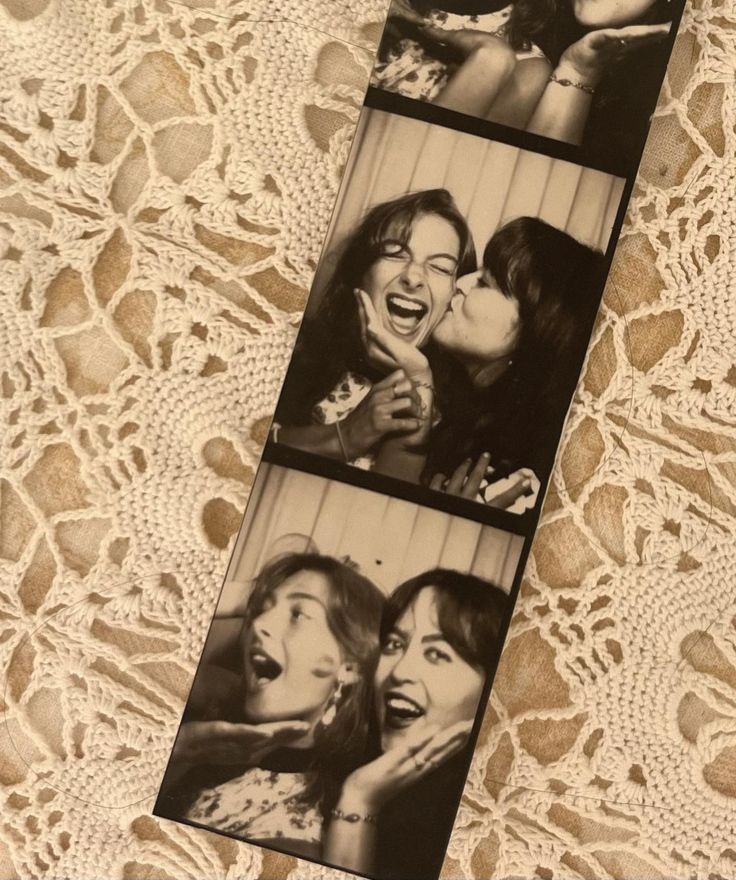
left=286, top=591, right=326, bottom=608
left=421, top=633, right=450, bottom=645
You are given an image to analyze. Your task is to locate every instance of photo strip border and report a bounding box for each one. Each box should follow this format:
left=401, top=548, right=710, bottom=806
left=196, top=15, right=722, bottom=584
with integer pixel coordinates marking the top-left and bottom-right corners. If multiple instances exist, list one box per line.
left=154, top=1, right=691, bottom=877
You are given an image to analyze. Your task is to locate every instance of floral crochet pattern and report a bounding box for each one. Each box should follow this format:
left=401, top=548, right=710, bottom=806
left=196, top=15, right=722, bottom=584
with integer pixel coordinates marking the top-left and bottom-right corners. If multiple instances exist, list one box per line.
left=1, top=0, right=735, bottom=879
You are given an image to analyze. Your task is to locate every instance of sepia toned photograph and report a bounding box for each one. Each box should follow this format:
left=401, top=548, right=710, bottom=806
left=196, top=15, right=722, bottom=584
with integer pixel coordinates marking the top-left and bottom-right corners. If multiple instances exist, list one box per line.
left=369, top=0, right=685, bottom=167
left=154, top=463, right=523, bottom=880
left=271, top=108, right=624, bottom=515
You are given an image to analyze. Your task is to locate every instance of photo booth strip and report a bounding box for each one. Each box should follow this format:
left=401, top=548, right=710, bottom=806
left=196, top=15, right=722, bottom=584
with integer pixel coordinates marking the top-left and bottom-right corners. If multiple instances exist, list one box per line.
left=155, top=1, right=691, bottom=877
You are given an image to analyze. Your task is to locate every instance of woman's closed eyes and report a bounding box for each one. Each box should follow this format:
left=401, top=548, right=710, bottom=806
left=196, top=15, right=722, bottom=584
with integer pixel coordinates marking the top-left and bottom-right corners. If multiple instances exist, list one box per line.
left=379, top=240, right=458, bottom=277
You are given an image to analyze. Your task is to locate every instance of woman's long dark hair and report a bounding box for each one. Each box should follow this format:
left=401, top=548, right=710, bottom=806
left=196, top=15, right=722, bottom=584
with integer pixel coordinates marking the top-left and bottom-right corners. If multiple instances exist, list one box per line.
left=243, top=553, right=385, bottom=814
left=275, top=189, right=476, bottom=427
left=425, top=217, right=606, bottom=486
left=381, top=568, right=508, bottom=676
left=373, top=569, right=508, bottom=880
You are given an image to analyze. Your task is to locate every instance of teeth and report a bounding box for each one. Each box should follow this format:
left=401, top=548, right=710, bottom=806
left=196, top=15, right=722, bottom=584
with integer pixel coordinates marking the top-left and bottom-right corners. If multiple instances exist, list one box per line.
left=387, top=294, right=426, bottom=316
left=386, top=695, right=423, bottom=717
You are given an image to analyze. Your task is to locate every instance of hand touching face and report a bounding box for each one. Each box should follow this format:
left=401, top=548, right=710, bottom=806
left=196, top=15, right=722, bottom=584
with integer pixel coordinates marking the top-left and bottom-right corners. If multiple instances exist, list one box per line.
left=361, top=213, right=461, bottom=350
left=374, top=587, right=485, bottom=753
left=242, top=570, right=344, bottom=727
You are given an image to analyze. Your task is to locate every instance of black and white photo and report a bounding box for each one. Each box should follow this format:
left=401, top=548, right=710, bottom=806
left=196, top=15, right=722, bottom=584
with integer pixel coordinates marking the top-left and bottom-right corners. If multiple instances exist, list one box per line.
left=154, top=464, right=523, bottom=880
left=370, top=0, right=685, bottom=167
left=271, top=108, right=624, bottom=515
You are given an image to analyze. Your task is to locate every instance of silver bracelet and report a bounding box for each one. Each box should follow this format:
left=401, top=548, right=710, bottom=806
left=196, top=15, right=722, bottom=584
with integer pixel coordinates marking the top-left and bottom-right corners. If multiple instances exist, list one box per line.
left=548, top=73, right=596, bottom=95
left=331, top=807, right=377, bottom=824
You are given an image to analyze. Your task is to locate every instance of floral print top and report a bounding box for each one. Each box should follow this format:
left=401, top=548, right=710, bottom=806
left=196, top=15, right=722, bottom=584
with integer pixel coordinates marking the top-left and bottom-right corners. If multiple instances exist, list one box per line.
left=185, top=766, right=321, bottom=845
left=372, top=4, right=546, bottom=102
left=312, top=371, right=375, bottom=470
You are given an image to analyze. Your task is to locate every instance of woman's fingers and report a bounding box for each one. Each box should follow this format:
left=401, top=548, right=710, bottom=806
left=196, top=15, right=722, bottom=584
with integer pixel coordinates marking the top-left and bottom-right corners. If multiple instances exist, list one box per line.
left=597, top=22, right=670, bottom=55
left=399, top=721, right=473, bottom=776
left=387, top=417, right=423, bottom=434
left=446, top=459, right=471, bottom=495
left=430, top=472, right=446, bottom=491
left=383, top=396, right=417, bottom=416
left=487, top=474, right=534, bottom=510
left=461, top=452, right=491, bottom=499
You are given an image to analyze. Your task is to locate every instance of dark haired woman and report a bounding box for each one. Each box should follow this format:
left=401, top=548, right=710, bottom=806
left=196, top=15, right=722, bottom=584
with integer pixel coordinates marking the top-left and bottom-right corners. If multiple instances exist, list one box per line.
left=324, top=568, right=509, bottom=879
left=155, top=553, right=384, bottom=860
left=363, top=217, right=606, bottom=511
left=528, top=0, right=675, bottom=163
left=371, top=0, right=555, bottom=126
left=273, top=188, right=476, bottom=470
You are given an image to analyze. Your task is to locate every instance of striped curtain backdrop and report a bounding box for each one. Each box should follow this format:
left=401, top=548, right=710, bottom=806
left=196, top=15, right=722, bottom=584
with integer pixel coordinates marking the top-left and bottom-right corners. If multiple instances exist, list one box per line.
left=216, top=464, right=523, bottom=619
left=309, top=107, right=624, bottom=315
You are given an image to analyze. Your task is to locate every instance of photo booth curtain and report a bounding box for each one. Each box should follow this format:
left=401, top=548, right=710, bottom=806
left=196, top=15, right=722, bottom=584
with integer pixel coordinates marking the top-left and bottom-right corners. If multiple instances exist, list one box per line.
left=310, top=108, right=625, bottom=313
left=216, top=464, right=523, bottom=617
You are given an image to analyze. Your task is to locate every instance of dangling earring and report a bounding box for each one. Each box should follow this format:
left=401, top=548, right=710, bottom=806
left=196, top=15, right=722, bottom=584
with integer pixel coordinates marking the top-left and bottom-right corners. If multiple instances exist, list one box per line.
left=320, top=667, right=352, bottom=728
left=320, top=680, right=343, bottom=728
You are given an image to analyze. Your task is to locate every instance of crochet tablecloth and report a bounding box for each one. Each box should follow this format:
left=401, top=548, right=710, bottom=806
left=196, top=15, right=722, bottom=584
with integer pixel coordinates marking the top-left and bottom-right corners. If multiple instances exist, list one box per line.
left=1, top=1, right=735, bottom=878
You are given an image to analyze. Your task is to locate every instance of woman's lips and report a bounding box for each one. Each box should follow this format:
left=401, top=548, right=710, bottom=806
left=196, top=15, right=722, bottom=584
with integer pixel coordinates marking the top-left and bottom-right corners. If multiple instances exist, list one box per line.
left=383, top=690, right=425, bottom=729
left=384, top=292, right=429, bottom=337
left=247, top=646, right=283, bottom=690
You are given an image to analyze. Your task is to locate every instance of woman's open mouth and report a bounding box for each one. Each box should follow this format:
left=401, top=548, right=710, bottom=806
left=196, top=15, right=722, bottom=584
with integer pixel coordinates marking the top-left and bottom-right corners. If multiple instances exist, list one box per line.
left=383, top=689, right=425, bottom=729
left=384, top=293, right=429, bottom=337
left=248, top=646, right=283, bottom=689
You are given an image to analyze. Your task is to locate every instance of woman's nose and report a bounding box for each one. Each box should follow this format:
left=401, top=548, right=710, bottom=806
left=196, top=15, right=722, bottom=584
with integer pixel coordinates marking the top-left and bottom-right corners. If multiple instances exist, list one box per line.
left=253, top=606, right=278, bottom=639
left=399, top=260, right=426, bottom=289
left=388, top=648, right=420, bottom=684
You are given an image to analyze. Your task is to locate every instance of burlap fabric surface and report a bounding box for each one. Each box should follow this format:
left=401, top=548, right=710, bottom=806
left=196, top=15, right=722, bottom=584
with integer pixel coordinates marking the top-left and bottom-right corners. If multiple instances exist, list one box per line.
left=0, top=0, right=735, bottom=878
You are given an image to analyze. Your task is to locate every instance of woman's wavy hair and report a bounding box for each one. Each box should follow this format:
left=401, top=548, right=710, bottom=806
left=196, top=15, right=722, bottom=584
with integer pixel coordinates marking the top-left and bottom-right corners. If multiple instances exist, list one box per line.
left=243, top=552, right=385, bottom=813
left=425, top=217, right=606, bottom=484
left=381, top=568, right=509, bottom=677
left=276, top=189, right=476, bottom=427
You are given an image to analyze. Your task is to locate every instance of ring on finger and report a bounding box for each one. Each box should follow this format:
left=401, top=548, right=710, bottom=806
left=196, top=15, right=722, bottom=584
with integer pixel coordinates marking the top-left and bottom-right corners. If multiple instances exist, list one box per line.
left=413, top=754, right=425, bottom=770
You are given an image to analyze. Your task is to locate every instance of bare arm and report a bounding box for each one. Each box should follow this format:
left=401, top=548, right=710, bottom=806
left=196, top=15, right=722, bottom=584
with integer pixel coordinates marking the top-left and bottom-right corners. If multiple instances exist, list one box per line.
left=276, top=423, right=345, bottom=460
left=323, top=723, right=471, bottom=875
left=323, top=804, right=379, bottom=876
left=526, top=62, right=594, bottom=144
left=527, top=24, right=671, bottom=145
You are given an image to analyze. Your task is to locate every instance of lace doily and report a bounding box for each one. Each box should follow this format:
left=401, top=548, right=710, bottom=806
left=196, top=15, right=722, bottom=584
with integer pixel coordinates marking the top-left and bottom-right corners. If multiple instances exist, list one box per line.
left=0, top=0, right=734, bottom=878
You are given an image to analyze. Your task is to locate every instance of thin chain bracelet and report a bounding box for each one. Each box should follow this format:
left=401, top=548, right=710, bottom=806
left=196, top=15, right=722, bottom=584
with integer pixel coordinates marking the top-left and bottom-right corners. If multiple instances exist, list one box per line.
left=548, top=73, right=596, bottom=95
left=331, top=807, right=377, bottom=824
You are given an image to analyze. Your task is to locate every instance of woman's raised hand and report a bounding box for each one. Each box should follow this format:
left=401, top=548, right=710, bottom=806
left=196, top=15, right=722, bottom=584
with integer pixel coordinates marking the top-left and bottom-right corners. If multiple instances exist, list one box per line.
left=430, top=455, right=539, bottom=509
left=340, top=369, right=424, bottom=460
left=173, top=719, right=310, bottom=768
left=337, top=721, right=473, bottom=814
left=557, top=22, right=671, bottom=89
left=355, top=289, right=432, bottom=383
